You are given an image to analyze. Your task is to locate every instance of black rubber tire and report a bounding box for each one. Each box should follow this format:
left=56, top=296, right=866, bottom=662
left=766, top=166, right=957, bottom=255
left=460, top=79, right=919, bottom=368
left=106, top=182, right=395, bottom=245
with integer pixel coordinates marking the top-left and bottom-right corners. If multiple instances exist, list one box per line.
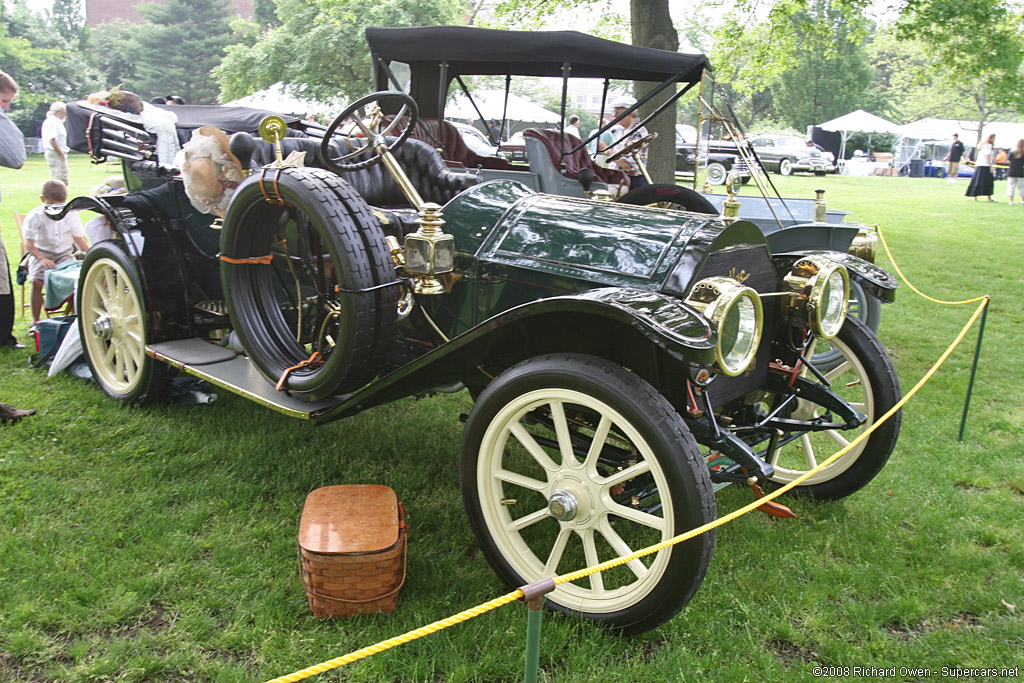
left=766, top=316, right=902, bottom=499
left=779, top=158, right=793, bottom=176
left=616, top=183, right=718, bottom=215
left=77, top=241, right=167, bottom=404
left=459, top=354, right=716, bottom=635
left=220, top=167, right=398, bottom=400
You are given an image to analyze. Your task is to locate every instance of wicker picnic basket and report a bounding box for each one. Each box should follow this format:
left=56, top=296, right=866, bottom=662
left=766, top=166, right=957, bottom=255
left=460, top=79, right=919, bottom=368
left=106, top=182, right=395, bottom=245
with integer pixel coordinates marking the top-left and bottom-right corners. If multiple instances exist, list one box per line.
left=298, top=484, right=408, bottom=619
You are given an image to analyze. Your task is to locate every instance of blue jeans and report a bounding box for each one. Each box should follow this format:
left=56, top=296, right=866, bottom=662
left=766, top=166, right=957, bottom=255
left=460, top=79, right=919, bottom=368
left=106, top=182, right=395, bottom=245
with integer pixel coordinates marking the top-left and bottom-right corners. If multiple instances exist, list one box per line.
left=628, top=175, right=647, bottom=191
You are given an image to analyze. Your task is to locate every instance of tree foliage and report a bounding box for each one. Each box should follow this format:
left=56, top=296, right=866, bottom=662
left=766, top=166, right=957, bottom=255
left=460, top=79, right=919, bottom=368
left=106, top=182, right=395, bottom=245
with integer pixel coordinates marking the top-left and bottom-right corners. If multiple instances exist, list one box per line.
left=0, top=0, right=103, bottom=134
left=130, top=0, right=236, bottom=104
left=216, top=0, right=462, bottom=104
left=771, top=2, right=874, bottom=130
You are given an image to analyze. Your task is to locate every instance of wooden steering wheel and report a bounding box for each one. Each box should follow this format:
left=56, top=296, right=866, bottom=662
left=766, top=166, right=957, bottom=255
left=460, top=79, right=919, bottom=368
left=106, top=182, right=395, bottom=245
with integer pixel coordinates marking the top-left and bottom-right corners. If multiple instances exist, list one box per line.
left=605, top=132, right=657, bottom=164
left=321, top=91, right=418, bottom=172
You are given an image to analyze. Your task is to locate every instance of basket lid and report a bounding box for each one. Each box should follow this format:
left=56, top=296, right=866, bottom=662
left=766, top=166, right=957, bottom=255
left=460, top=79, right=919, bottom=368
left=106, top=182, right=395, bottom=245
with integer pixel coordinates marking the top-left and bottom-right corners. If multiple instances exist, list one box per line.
left=299, top=485, right=400, bottom=555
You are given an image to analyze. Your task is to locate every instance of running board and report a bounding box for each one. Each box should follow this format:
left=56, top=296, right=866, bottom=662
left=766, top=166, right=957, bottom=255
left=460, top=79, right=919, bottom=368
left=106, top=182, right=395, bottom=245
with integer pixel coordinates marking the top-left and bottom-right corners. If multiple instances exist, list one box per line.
left=147, top=338, right=344, bottom=419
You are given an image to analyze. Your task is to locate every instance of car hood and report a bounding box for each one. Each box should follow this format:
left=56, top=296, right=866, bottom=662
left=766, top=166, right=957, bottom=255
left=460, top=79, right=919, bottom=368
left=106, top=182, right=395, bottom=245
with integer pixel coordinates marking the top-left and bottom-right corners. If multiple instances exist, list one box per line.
left=442, top=179, right=768, bottom=292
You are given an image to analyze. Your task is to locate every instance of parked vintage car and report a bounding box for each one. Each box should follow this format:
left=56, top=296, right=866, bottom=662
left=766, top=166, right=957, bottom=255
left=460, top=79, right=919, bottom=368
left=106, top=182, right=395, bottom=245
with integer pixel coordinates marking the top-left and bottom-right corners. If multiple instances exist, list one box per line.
left=747, top=134, right=836, bottom=175
left=57, top=26, right=900, bottom=636
left=676, top=127, right=751, bottom=185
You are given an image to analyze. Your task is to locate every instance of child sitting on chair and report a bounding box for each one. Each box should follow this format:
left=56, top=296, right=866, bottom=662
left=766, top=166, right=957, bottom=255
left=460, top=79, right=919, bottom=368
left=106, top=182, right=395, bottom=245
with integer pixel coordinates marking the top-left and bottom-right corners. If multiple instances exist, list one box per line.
left=22, top=179, right=89, bottom=323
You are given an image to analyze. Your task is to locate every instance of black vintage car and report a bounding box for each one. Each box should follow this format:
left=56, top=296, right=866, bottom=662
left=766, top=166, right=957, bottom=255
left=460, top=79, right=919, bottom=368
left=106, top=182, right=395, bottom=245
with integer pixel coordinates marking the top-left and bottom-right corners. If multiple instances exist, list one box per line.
left=56, top=26, right=900, bottom=635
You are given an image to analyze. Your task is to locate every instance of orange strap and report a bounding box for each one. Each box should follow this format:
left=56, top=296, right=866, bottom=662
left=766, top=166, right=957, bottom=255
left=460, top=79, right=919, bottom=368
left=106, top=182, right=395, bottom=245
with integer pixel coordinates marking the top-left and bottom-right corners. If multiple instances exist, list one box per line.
left=258, top=168, right=289, bottom=205
left=219, top=254, right=274, bottom=265
left=275, top=351, right=324, bottom=392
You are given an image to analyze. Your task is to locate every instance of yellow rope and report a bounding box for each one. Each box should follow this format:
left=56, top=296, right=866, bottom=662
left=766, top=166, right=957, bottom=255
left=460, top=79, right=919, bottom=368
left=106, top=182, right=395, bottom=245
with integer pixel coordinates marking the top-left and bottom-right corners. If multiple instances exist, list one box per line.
left=265, top=227, right=991, bottom=683
left=262, top=591, right=525, bottom=683
left=875, top=223, right=988, bottom=306
left=264, top=295, right=987, bottom=683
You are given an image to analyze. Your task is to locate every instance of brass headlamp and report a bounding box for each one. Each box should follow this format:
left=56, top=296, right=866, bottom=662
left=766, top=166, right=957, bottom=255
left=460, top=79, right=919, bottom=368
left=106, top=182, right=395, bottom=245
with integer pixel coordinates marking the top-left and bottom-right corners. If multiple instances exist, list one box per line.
left=685, top=276, right=763, bottom=377
left=783, top=256, right=849, bottom=339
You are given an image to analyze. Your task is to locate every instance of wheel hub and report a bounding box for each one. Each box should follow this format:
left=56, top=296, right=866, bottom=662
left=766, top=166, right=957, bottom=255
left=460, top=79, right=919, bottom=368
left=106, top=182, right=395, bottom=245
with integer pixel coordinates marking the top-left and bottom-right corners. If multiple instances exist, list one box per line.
left=548, top=489, right=578, bottom=521
left=92, top=315, right=114, bottom=341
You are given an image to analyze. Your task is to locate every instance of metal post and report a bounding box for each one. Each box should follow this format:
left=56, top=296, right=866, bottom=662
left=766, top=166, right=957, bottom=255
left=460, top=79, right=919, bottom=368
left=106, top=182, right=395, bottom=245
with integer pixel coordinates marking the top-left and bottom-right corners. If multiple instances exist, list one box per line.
left=523, top=597, right=543, bottom=683
left=958, top=297, right=989, bottom=442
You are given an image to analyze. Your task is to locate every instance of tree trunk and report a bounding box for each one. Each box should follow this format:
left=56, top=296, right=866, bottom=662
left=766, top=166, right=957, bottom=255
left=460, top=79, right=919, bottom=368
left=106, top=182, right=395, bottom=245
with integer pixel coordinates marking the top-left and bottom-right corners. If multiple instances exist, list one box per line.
left=631, top=0, right=679, bottom=185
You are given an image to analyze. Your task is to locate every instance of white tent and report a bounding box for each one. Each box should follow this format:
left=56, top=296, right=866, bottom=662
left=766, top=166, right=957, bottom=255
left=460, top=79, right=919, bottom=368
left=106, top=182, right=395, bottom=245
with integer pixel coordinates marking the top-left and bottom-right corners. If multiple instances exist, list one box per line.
left=819, top=109, right=901, bottom=160
left=221, top=82, right=340, bottom=117
left=446, top=90, right=560, bottom=133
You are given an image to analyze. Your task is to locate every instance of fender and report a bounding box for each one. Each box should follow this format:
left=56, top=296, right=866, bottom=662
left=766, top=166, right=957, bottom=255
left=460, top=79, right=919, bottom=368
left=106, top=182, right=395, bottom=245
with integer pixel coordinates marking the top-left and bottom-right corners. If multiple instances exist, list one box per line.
left=774, top=249, right=898, bottom=303
left=312, top=287, right=717, bottom=423
left=763, top=222, right=860, bottom=254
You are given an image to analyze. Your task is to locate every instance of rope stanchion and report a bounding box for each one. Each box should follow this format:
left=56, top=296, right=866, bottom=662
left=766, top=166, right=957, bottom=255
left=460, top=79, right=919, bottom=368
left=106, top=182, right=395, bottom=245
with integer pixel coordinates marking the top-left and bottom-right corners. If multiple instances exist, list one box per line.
left=875, top=223, right=989, bottom=441
left=263, top=295, right=987, bottom=683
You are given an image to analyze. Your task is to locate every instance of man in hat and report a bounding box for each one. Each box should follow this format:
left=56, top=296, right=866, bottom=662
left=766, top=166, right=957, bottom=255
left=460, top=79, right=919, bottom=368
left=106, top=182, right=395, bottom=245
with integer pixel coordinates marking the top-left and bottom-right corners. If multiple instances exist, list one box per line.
left=41, top=101, right=69, bottom=185
left=606, top=95, right=649, bottom=191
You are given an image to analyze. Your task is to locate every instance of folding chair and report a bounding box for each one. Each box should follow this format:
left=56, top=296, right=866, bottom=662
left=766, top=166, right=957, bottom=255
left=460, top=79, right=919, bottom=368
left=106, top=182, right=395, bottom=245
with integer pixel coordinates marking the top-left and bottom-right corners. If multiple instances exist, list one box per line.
left=14, top=211, right=74, bottom=319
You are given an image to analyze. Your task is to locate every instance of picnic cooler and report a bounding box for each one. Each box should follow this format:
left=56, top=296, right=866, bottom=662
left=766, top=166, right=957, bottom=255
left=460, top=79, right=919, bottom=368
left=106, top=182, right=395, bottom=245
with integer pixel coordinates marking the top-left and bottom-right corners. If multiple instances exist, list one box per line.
left=298, top=485, right=408, bottom=618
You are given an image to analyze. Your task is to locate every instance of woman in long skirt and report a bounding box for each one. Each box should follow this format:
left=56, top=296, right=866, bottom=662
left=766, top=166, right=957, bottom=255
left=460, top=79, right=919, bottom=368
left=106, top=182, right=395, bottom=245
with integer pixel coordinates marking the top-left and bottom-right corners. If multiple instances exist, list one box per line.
left=965, top=133, right=997, bottom=201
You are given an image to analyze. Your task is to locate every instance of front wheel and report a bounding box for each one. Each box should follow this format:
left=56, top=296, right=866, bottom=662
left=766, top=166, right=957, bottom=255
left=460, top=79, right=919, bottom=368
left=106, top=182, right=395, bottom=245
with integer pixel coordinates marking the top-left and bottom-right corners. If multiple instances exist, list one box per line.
left=765, top=316, right=901, bottom=499
left=460, top=354, right=716, bottom=635
left=779, top=158, right=793, bottom=176
left=77, top=241, right=167, bottom=404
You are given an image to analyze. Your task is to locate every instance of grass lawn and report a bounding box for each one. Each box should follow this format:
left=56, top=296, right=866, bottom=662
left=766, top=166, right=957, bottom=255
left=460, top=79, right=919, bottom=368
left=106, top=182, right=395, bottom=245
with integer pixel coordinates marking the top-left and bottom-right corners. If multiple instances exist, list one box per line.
left=1, top=159, right=1022, bottom=682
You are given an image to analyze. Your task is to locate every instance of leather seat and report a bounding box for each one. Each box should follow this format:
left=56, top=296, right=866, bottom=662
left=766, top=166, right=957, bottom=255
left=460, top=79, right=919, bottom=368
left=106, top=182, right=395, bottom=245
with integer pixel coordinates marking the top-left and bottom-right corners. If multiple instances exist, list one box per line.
left=382, top=116, right=515, bottom=171
left=522, top=128, right=626, bottom=187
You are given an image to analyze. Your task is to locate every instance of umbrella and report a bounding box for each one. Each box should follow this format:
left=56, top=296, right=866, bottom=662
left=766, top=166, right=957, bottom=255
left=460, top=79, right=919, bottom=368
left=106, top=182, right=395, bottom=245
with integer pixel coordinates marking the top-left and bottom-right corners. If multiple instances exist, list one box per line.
left=819, top=109, right=901, bottom=159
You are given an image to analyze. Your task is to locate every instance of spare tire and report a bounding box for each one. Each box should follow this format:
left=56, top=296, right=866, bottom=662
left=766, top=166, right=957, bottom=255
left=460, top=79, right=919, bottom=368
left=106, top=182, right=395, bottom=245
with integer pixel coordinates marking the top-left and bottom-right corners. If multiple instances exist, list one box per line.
left=221, top=167, right=398, bottom=400
left=616, top=183, right=718, bottom=215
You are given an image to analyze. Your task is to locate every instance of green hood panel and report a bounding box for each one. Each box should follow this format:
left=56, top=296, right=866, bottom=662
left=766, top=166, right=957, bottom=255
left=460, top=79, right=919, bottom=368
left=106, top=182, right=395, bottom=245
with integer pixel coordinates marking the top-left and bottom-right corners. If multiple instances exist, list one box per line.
left=442, top=180, right=722, bottom=289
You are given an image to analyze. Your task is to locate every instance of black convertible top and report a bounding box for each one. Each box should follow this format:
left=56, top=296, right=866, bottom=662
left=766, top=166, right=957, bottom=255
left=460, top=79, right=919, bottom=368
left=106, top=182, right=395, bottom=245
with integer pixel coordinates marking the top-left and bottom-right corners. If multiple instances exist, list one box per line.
left=365, top=26, right=709, bottom=83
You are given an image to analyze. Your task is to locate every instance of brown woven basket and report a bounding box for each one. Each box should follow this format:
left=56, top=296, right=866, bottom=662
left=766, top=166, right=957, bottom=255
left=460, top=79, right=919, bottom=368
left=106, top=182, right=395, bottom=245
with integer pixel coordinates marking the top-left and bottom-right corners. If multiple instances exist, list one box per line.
left=298, top=485, right=408, bottom=619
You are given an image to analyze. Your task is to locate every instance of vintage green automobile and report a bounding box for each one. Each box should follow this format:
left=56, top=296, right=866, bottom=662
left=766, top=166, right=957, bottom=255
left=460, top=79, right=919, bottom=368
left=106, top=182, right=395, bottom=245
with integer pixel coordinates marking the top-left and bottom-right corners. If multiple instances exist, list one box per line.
left=58, top=27, right=901, bottom=635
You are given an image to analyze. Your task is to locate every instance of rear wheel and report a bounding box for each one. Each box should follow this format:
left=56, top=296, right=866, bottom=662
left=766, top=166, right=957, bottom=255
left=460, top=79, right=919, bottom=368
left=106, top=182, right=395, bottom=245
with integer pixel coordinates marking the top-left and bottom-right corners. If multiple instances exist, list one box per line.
left=460, top=354, right=715, bottom=634
left=220, top=167, right=398, bottom=400
left=779, top=159, right=793, bottom=176
left=78, top=241, right=166, bottom=404
left=705, top=162, right=727, bottom=185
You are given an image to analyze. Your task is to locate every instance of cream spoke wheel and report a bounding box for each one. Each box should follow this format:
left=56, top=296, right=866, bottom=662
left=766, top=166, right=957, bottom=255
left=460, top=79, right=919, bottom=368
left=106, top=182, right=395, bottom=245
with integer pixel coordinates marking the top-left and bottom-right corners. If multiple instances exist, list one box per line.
left=760, top=317, right=902, bottom=499
left=460, top=354, right=715, bottom=634
left=77, top=243, right=165, bottom=404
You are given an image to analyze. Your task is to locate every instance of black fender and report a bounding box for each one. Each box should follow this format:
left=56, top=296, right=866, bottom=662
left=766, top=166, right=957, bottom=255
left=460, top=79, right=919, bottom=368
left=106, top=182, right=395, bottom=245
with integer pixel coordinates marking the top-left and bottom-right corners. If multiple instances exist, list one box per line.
left=762, top=222, right=861, bottom=254
left=313, top=287, right=717, bottom=423
left=773, top=250, right=898, bottom=303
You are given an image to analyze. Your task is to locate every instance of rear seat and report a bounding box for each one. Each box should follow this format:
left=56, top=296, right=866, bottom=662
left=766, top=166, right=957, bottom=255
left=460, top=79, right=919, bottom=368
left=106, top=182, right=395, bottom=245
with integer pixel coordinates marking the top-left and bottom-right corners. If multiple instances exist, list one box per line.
left=522, top=128, right=626, bottom=188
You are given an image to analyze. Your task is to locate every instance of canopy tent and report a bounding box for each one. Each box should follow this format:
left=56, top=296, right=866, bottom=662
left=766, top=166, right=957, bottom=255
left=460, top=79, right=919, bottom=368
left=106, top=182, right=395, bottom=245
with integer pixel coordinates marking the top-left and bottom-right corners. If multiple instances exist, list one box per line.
left=445, top=90, right=560, bottom=134
left=818, top=109, right=901, bottom=160
left=221, top=82, right=340, bottom=117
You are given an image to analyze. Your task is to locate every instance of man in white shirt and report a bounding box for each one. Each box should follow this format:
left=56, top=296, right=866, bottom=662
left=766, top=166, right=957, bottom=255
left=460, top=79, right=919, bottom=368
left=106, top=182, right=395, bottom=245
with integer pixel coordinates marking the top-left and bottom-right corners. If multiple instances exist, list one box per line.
left=22, top=179, right=89, bottom=322
left=606, top=96, right=650, bottom=191
left=41, top=101, right=69, bottom=185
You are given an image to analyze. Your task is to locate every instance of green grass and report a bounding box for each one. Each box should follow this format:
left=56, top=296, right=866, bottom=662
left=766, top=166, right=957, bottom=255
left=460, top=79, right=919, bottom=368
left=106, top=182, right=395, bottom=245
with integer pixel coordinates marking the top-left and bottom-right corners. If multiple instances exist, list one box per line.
left=1, top=161, right=1022, bottom=682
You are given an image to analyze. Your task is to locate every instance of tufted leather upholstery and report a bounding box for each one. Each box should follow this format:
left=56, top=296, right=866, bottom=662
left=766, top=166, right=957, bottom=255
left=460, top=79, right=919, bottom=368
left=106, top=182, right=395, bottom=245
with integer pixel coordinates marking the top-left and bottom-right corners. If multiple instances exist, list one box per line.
left=240, top=134, right=481, bottom=211
left=522, top=128, right=626, bottom=187
left=382, top=116, right=515, bottom=171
